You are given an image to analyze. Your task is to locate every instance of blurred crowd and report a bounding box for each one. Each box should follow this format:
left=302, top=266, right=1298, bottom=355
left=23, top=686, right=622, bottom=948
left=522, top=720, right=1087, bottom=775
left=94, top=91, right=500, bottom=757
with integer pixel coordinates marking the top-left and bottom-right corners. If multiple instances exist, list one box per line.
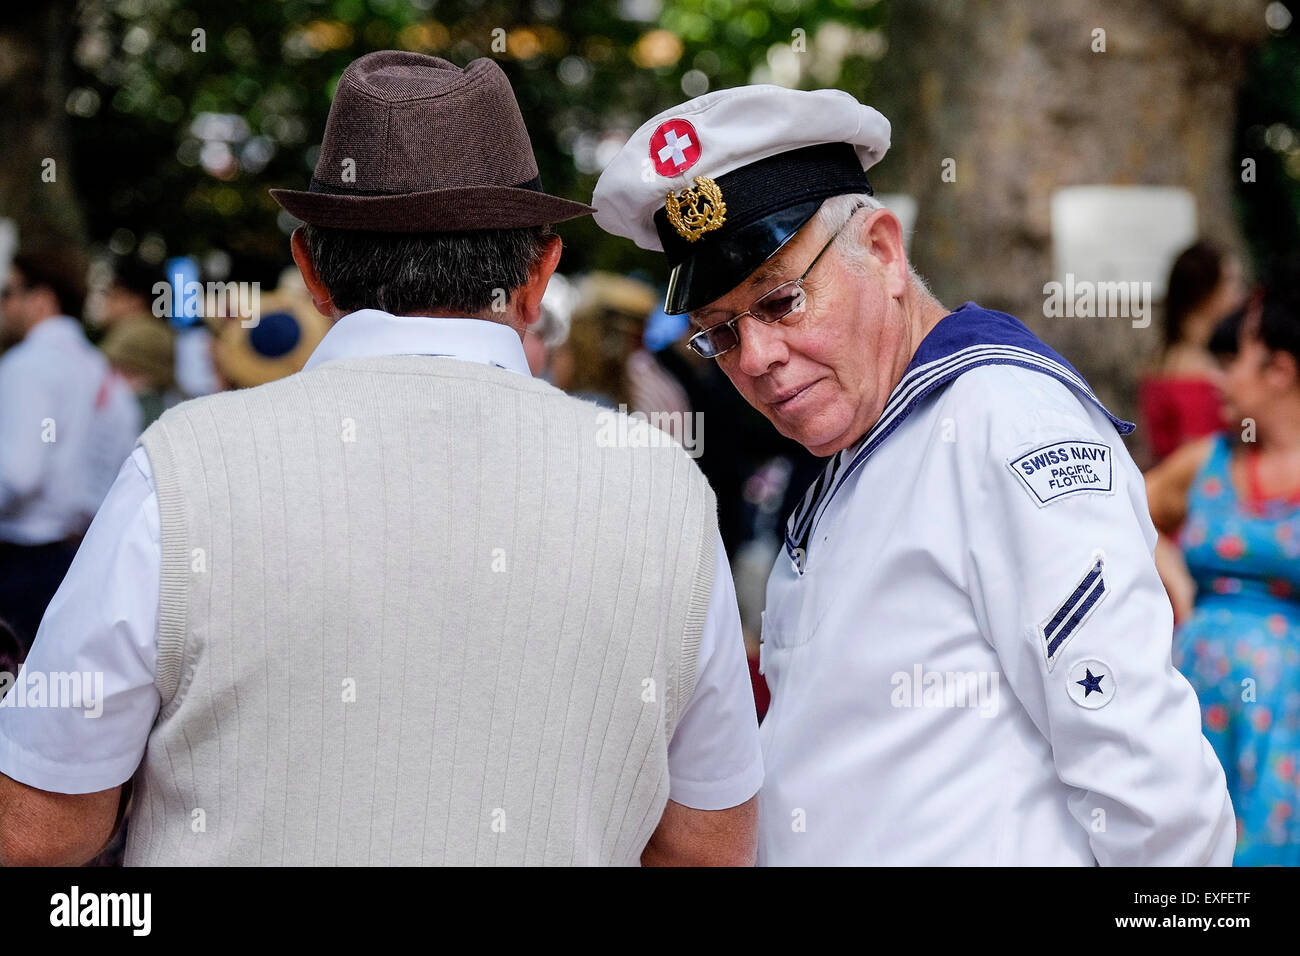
left=0, top=246, right=328, bottom=660
left=1, top=235, right=1298, bottom=864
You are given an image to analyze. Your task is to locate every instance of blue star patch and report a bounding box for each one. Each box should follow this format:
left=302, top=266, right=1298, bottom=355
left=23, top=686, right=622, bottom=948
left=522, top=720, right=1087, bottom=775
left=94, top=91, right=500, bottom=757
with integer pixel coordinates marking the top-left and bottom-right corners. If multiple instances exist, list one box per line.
left=1067, top=658, right=1115, bottom=710
left=1077, top=668, right=1105, bottom=697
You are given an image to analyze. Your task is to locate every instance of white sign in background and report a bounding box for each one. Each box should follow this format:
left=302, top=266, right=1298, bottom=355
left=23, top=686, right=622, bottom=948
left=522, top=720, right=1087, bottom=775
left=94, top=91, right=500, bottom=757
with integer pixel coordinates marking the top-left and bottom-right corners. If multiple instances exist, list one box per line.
left=1050, top=186, right=1198, bottom=299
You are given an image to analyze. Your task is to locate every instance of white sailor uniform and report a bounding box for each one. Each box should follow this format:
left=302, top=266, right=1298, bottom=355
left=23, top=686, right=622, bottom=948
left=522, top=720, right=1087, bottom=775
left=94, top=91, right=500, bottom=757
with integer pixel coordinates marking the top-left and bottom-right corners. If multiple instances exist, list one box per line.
left=757, top=303, right=1236, bottom=866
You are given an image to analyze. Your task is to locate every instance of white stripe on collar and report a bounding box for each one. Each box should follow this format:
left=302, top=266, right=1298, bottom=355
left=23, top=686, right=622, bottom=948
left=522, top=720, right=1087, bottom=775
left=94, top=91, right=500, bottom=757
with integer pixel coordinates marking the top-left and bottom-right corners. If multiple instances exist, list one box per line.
left=302, top=309, right=532, bottom=376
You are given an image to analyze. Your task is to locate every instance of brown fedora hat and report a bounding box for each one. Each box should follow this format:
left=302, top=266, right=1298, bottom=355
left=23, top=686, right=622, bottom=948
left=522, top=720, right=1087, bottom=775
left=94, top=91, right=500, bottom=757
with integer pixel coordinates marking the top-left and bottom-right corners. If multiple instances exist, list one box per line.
left=270, top=51, right=594, bottom=232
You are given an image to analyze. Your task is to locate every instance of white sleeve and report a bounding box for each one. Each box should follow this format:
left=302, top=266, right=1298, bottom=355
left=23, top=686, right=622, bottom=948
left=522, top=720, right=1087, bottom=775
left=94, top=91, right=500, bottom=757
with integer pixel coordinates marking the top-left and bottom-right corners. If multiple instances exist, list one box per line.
left=0, top=445, right=161, bottom=794
left=666, top=532, right=764, bottom=810
left=955, top=369, right=1235, bottom=866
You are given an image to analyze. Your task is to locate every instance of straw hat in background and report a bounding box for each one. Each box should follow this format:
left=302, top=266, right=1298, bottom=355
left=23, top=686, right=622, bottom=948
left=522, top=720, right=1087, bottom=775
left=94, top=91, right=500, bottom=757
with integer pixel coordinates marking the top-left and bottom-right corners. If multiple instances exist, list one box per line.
left=213, top=288, right=330, bottom=389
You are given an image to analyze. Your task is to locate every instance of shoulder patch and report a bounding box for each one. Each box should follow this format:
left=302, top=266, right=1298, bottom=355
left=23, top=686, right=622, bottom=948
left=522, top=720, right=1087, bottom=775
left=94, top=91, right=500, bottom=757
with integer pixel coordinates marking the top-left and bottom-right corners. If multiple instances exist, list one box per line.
left=1007, top=439, right=1113, bottom=506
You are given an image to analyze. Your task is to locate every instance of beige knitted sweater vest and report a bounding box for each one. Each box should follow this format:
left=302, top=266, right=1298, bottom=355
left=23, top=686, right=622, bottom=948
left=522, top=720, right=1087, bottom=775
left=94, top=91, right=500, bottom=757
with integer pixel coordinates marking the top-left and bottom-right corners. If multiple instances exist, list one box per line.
left=126, top=355, right=717, bottom=865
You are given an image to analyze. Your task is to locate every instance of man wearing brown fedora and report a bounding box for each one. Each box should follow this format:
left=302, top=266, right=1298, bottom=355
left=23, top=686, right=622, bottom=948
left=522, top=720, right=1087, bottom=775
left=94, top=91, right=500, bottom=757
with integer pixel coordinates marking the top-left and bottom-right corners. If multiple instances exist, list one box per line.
left=0, top=51, right=761, bottom=867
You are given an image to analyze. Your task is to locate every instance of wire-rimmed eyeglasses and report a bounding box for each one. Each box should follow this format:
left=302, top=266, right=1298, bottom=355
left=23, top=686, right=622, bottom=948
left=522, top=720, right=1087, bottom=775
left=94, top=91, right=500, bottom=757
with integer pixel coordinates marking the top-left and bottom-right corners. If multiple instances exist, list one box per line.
left=686, top=204, right=865, bottom=359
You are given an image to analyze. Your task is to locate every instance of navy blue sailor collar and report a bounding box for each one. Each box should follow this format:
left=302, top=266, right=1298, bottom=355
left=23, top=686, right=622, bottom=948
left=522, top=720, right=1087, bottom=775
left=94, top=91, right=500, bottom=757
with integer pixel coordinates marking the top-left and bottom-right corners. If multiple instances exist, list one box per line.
left=783, top=302, right=1134, bottom=573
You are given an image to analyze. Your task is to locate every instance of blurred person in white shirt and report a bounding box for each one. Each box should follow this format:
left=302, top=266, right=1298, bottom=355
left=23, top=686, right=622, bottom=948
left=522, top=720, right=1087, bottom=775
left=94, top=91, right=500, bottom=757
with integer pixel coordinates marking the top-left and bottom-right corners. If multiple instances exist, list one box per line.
left=0, top=245, right=140, bottom=654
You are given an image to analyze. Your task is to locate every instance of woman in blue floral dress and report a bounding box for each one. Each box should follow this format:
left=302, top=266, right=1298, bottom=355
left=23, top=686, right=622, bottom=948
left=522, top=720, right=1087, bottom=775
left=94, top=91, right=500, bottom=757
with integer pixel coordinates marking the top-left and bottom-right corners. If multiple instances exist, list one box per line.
left=1148, top=280, right=1300, bottom=865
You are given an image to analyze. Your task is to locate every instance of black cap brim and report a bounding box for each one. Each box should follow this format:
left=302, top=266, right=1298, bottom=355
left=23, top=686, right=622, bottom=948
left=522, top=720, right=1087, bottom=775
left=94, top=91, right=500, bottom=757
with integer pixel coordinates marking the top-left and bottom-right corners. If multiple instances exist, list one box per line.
left=663, top=199, right=823, bottom=315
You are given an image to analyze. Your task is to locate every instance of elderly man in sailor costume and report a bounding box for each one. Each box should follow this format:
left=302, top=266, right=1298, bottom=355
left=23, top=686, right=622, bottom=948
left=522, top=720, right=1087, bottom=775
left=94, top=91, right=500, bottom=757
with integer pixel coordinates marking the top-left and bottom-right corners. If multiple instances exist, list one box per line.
left=592, top=86, right=1235, bottom=865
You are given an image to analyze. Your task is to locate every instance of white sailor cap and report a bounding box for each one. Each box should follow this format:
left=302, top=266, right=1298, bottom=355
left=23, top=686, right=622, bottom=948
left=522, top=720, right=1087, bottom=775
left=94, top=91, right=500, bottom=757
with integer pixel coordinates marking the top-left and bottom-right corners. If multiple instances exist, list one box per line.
left=592, top=85, right=890, bottom=314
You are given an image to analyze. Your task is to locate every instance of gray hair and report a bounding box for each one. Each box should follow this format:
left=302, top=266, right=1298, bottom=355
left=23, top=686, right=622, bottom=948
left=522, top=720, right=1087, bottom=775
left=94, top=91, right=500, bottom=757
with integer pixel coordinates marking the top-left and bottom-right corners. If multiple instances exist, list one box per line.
left=813, top=192, right=932, bottom=296
left=302, top=223, right=553, bottom=316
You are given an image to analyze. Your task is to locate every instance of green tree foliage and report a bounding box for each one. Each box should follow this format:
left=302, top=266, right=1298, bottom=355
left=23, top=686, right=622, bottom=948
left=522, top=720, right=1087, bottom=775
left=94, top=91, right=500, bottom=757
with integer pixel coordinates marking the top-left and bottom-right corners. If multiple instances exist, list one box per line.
left=66, top=0, right=888, bottom=284
left=1235, top=13, right=1300, bottom=278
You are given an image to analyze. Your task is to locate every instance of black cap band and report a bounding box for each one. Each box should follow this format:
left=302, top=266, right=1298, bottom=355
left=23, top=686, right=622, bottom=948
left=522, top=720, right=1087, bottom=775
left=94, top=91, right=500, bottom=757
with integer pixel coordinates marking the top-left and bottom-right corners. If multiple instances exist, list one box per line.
left=652, top=142, right=873, bottom=313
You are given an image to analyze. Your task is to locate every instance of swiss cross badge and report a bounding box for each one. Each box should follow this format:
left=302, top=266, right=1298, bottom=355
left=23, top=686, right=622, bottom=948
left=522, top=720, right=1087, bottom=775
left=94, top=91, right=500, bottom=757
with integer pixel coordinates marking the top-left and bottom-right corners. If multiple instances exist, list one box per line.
left=649, top=118, right=701, bottom=177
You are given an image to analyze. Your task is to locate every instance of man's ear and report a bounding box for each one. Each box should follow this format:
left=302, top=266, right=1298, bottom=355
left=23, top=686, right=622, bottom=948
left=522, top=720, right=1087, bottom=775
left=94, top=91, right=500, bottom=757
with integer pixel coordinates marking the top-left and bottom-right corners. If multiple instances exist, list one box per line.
left=515, top=235, right=564, bottom=330
left=858, top=208, right=908, bottom=299
left=290, top=227, right=340, bottom=319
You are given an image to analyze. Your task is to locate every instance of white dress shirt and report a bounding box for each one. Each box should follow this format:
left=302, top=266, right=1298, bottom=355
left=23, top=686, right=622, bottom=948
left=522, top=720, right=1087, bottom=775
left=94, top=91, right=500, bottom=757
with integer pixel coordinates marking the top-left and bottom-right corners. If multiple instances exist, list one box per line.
left=0, top=315, right=141, bottom=544
left=0, top=309, right=763, bottom=812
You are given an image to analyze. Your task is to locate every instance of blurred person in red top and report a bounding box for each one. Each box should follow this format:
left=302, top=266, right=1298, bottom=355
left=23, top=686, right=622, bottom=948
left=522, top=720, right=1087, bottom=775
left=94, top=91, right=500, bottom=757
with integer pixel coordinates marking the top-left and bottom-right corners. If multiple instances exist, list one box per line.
left=1139, top=240, right=1245, bottom=466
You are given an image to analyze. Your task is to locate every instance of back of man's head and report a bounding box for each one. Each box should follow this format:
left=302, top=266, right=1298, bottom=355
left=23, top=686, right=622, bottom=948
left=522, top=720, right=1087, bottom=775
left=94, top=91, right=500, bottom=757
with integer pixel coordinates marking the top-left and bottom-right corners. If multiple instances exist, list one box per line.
left=110, top=257, right=167, bottom=307
left=12, top=244, right=88, bottom=320
left=301, top=223, right=554, bottom=320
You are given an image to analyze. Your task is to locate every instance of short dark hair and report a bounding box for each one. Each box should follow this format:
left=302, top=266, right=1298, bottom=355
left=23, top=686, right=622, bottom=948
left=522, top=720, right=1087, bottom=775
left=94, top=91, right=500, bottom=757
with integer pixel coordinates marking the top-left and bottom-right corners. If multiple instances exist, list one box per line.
left=302, top=223, right=552, bottom=316
left=1208, top=306, right=1243, bottom=360
left=11, top=245, right=88, bottom=318
left=111, top=257, right=167, bottom=303
left=1255, top=255, right=1300, bottom=371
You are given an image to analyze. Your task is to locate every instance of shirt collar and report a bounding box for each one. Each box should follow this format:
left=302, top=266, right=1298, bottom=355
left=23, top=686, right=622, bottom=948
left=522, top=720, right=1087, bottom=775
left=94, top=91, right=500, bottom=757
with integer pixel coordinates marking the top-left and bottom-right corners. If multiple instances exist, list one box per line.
left=302, top=309, right=532, bottom=377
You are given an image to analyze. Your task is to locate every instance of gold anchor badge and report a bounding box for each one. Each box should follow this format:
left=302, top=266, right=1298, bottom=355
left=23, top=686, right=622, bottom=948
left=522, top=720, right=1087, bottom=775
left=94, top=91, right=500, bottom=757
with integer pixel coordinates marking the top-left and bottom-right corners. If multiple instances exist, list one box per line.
left=665, top=176, right=726, bottom=242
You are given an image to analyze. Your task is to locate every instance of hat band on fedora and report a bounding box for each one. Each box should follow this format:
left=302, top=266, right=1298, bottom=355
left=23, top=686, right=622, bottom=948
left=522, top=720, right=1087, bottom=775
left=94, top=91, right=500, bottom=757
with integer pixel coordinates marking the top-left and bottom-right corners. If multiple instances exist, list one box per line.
left=306, top=174, right=544, bottom=197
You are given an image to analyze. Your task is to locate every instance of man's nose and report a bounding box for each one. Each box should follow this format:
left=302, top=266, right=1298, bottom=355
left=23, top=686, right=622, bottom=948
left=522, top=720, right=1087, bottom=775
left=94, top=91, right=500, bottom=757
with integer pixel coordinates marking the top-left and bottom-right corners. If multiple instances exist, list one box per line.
left=733, top=313, right=789, bottom=377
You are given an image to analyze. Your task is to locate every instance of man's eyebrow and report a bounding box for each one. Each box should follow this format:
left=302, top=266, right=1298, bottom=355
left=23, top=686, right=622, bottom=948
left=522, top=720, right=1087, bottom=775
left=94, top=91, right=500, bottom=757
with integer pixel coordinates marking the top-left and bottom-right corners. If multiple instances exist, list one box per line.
left=748, top=263, right=784, bottom=288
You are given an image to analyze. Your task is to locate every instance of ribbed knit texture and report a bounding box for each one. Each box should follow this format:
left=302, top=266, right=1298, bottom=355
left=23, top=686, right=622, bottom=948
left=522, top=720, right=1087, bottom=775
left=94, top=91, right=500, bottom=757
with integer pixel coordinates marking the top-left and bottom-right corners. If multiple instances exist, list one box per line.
left=127, top=354, right=717, bottom=866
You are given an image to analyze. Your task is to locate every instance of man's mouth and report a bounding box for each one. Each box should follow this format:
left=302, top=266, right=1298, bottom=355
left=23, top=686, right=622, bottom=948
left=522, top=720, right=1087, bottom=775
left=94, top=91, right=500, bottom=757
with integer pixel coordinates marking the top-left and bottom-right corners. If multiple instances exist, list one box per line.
left=768, top=380, right=819, bottom=412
